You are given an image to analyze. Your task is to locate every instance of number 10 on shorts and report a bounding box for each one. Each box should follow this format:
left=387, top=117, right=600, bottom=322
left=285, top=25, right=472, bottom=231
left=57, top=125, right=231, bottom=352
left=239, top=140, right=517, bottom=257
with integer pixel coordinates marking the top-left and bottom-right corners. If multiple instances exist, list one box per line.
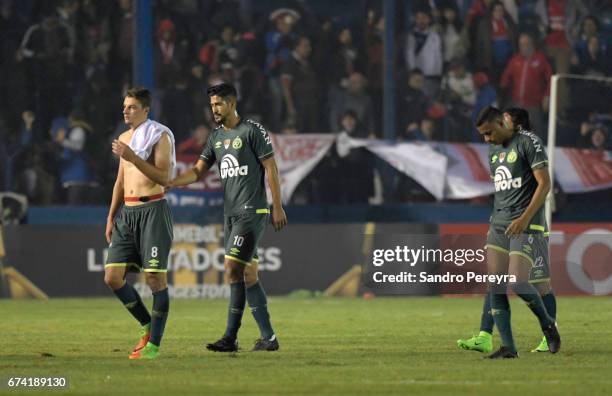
left=233, top=236, right=244, bottom=247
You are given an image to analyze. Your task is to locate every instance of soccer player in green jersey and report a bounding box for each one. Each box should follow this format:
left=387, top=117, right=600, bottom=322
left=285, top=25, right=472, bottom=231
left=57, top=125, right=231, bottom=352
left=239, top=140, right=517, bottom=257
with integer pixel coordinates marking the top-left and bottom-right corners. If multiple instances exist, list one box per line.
left=458, top=108, right=558, bottom=355
left=463, top=106, right=560, bottom=359
left=168, top=83, right=287, bottom=352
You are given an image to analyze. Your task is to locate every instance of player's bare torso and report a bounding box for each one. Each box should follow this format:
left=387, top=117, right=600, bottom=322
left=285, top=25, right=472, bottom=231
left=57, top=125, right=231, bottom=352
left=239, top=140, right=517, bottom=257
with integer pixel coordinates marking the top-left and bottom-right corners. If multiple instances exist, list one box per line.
left=119, top=130, right=164, bottom=206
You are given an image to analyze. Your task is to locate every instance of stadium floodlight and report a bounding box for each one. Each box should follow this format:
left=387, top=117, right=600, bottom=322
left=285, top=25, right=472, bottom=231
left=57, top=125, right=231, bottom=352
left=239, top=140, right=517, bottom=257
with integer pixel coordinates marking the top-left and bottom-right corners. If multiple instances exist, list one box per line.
left=545, top=73, right=612, bottom=229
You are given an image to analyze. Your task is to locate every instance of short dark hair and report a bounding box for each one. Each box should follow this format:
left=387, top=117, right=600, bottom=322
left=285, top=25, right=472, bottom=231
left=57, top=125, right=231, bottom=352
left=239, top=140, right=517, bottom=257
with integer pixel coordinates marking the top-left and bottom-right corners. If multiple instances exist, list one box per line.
left=206, top=83, right=237, bottom=102
left=125, top=87, right=151, bottom=109
left=476, top=106, right=503, bottom=127
left=504, top=107, right=532, bottom=131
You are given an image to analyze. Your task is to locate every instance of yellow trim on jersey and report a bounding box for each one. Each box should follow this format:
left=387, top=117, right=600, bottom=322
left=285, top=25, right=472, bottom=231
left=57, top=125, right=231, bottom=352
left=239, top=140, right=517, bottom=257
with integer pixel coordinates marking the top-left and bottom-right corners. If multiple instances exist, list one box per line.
left=529, top=224, right=545, bottom=232
left=256, top=209, right=270, bottom=214
left=529, top=278, right=550, bottom=284
left=105, top=262, right=139, bottom=270
left=508, top=251, right=535, bottom=267
left=485, top=244, right=509, bottom=253
left=143, top=269, right=168, bottom=273
left=544, top=231, right=550, bottom=237
left=258, top=151, right=274, bottom=159
left=531, top=160, right=548, bottom=169
left=225, top=255, right=252, bottom=266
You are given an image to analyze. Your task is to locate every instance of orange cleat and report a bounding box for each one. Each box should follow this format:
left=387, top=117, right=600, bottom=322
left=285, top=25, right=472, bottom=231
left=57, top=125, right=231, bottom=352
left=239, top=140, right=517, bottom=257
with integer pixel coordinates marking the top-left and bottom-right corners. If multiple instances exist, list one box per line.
left=128, top=325, right=151, bottom=359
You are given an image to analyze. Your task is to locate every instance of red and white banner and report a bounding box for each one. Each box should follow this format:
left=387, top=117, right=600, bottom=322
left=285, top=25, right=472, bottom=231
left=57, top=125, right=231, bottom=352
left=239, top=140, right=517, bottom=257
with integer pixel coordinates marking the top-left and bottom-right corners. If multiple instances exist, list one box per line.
left=270, top=134, right=336, bottom=203
left=170, top=135, right=612, bottom=205
left=440, top=143, right=493, bottom=199
left=554, top=148, right=612, bottom=193
left=342, top=137, right=448, bottom=200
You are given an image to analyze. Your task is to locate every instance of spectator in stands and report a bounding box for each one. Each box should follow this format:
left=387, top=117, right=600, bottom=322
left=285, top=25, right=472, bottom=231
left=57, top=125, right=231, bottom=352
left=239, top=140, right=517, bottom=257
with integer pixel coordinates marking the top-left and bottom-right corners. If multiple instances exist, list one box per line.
left=160, top=70, right=194, bottom=143
left=19, top=11, right=74, bottom=130
left=500, top=33, right=552, bottom=136
left=281, top=36, right=319, bottom=133
left=176, top=124, right=211, bottom=156
left=442, top=58, right=476, bottom=107
left=474, top=1, right=517, bottom=82
left=535, top=0, right=588, bottom=74
left=441, top=58, right=476, bottom=141
left=436, top=4, right=465, bottom=67
left=154, top=18, right=191, bottom=90
left=572, top=35, right=609, bottom=76
left=589, top=126, right=609, bottom=151
left=329, top=72, right=375, bottom=136
left=327, top=26, right=364, bottom=94
left=51, top=112, right=96, bottom=204
left=265, top=8, right=299, bottom=131
left=334, top=110, right=374, bottom=203
left=472, top=72, right=498, bottom=141
left=573, top=15, right=601, bottom=59
left=364, top=9, right=384, bottom=134
left=109, top=0, right=133, bottom=87
left=398, top=68, right=430, bottom=139
left=405, top=118, right=436, bottom=141
left=405, top=8, right=443, bottom=99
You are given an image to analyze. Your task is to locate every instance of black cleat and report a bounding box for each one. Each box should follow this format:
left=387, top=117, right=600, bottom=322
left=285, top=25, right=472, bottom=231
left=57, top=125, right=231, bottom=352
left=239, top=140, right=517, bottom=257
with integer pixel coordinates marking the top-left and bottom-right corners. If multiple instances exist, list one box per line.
left=252, top=335, right=279, bottom=351
left=485, top=346, right=518, bottom=359
left=206, top=336, right=238, bottom=352
left=542, top=323, right=561, bottom=353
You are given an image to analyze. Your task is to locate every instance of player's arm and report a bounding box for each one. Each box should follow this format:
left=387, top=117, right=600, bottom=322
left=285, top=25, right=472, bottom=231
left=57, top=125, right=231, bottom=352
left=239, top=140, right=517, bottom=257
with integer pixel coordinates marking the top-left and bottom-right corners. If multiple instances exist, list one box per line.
left=105, top=159, right=125, bottom=243
left=505, top=167, right=550, bottom=236
left=168, top=159, right=210, bottom=188
left=112, top=133, right=172, bottom=186
left=262, top=156, right=287, bottom=231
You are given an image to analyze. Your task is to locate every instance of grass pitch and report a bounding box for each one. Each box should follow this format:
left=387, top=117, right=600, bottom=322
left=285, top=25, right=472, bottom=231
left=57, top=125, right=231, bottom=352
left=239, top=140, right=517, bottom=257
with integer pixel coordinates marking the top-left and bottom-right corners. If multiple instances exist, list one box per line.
left=1, top=296, right=611, bottom=395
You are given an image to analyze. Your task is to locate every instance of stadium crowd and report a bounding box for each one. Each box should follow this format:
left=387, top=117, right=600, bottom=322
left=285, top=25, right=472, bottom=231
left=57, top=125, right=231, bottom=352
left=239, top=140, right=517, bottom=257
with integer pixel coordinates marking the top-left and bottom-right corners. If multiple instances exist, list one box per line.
left=0, top=0, right=610, bottom=205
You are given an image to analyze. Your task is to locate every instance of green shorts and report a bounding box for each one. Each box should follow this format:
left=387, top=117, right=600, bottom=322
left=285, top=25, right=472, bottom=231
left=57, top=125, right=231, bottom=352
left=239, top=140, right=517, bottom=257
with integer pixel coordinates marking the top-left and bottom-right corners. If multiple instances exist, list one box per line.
left=224, top=211, right=269, bottom=265
left=485, top=224, right=550, bottom=283
left=106, top=199, right=174, bottom=273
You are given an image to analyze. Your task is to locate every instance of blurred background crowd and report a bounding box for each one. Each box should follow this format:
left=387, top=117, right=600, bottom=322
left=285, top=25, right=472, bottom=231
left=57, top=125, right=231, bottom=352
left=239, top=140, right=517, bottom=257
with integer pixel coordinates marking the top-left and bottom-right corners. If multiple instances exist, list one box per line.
left=0, top=0, right=610, bottom=206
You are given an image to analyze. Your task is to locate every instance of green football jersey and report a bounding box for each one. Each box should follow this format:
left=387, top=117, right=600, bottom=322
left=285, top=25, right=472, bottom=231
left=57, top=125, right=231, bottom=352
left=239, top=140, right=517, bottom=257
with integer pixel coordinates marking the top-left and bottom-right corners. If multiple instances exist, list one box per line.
left=489, top=130, right=548, bottom=228
left=200, top=119, right=274, bottom=216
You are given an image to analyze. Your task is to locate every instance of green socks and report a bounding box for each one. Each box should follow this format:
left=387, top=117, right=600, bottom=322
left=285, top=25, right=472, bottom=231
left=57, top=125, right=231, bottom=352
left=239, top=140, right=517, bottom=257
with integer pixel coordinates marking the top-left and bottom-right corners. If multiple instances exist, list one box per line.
left=247, top=282, right=275, bottom=340
left=479, top=291, right=494, bottom=334
left=113, top=282, right=151, bottom=326
left=150, top=288, right=169, bottom=346
left=224, top=282, right=246, bottom=340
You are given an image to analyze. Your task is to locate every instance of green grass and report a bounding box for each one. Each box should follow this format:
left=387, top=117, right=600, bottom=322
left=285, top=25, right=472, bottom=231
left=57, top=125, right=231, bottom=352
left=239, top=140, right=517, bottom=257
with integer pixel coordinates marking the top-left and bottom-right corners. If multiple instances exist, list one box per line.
left=1, top=296, right=611, bottom=395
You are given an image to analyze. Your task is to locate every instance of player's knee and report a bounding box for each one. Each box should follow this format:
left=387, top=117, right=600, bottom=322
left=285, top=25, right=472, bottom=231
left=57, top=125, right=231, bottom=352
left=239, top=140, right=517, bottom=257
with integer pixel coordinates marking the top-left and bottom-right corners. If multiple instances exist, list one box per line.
left=104, top=271, right=124, bottom=290
left=224, top=263, right=244, bottom=283
left=244, top=268, right=258, bottom=287
left=510, top=281, right=534, bottom=295
left=535, top=282, right=552, bottom=296
left=145, top=273, right=167, bottom=292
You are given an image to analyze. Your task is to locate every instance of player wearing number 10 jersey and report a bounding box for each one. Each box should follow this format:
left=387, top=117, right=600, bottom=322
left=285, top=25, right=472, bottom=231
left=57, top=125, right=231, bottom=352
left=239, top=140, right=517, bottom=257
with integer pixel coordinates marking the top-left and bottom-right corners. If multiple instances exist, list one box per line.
left=169, top=83, right=287, bottom=352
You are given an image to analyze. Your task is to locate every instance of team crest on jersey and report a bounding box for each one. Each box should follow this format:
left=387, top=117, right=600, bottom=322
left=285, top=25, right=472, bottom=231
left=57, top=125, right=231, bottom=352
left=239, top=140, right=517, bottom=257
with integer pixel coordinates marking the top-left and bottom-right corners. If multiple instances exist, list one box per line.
left=491, top=154, right=498, bottom=163
left=224, top=139, right=231, bottom=149
left=508, top=150, right=517, bottom=163
left=499, top=152, right=506, bottom=163
left=215, top=141, right=222, bottom=149
left=232, top=137, right=243, bottom=149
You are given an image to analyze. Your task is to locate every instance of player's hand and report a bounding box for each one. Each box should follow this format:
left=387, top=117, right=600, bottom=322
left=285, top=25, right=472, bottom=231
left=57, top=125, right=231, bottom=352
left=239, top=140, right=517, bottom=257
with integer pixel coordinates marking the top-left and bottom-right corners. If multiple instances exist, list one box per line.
left=105, top=218, right=114, bottom=244
left=112, top=139, right=137, bottom=162
left=505, top=217, right=528, bottom=237
left=164, top=179, right=175, bottom=192
left=271, top=206, right=287, bottom=231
